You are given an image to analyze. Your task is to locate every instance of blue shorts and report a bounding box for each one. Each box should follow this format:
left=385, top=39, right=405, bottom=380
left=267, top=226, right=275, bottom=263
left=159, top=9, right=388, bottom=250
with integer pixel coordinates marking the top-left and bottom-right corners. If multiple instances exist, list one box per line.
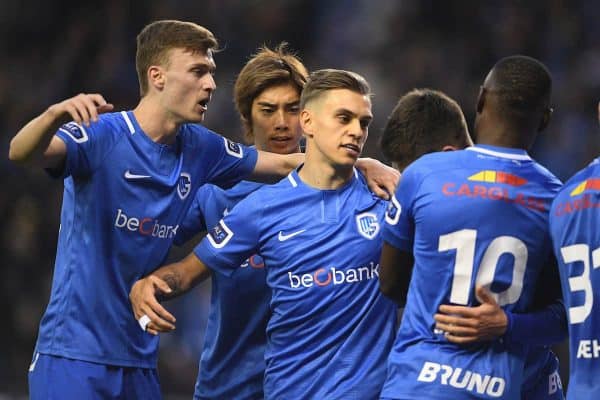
left=28, top=353, right=161, bottom=400
left=521, top=353, right=564, bottom=400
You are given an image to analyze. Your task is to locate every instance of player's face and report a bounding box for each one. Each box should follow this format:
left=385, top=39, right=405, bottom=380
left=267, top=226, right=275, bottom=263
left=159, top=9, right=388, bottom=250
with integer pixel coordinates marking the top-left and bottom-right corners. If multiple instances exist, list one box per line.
left=250, top=83, right=302, bottom=154
left=304, top=89, right=372, bottom=168
left=161, top=48, right=216, bottom=124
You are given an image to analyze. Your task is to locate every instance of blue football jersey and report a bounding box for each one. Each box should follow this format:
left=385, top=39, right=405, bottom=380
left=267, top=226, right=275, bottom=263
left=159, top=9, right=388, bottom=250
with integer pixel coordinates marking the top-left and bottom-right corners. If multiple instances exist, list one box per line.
left=549, top=157, right=600, bottom=400
left=35, top=111, right=257, bottom=368
left=194, top=169, right=397, bottom=399
left=174, top=180, right=269, bottom=400
left=382, top=145, right=561, bottom=399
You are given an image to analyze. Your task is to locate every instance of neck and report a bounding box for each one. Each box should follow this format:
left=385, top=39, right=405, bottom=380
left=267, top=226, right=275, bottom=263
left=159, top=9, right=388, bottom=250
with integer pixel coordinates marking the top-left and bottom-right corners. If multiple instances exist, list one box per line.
left=133, top=97, right=181, bottom=144
left=475, top=115, right=533, bottom=151
left=298, top=150, right=354, bottom=190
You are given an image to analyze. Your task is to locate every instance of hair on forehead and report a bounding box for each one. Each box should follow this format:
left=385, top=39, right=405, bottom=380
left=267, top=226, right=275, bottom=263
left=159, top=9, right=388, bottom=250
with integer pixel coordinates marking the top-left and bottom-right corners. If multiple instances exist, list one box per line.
left=234, top=42, right=308, bottom=142
left=300, top=69, right=371, bottom=109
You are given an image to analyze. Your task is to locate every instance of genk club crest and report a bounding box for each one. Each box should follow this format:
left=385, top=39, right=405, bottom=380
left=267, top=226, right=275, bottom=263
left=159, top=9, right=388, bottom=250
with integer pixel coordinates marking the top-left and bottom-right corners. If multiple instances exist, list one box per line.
left=177, top=172, right=192, bottom=200
left=356, top=212, right=380, bottom=240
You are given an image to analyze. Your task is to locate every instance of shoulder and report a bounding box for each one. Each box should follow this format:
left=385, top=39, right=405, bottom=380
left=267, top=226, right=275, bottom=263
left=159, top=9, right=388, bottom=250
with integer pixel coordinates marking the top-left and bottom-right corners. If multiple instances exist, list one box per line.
left=529, top=161, right=563, bottom=193
left=555, top=160, right=599, bottom=199
left=180, top=124, right=248, bottom=157
left=57, top=111, right=128, bottom=144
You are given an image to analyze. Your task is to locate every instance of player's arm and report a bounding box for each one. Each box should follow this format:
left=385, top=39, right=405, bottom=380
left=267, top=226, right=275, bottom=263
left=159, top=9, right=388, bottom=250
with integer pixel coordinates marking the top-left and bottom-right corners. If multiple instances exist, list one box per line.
left=8, top=93, right=113, bottom=169
left=129, top=252, right=211, bottom=335
left=435, top=257, right=567, bottom=345
left=250, top=151, right=399, bottom=199
left=379, top=241, right=414, bottom=305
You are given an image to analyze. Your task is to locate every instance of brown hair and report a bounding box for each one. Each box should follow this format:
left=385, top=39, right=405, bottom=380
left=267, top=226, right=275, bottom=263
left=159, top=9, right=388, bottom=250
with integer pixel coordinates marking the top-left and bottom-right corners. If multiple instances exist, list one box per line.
left=136, top=20, right=218, bottom=96
left=234, top=43, right=308, bottom=142
left=380, top=88, right=470, bottom=170
left=300, top=69, right=371, bottom=109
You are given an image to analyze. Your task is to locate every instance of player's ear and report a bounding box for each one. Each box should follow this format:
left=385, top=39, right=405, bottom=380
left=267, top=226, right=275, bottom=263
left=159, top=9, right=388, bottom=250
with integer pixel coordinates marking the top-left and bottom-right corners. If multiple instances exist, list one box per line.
left=476, top=86, right=486, bottom=114
left=300, top=109, right=314, bottom=138
left=538, top=106, right=553, bottom=132
left=441, top=145, right=458, bottom=152
left=148, top=66, right=165, bottom=91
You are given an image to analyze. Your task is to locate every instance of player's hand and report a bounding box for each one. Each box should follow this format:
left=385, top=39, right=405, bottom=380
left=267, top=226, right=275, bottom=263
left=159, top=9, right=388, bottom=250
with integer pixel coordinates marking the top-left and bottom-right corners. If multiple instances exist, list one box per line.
left=129, top=275, right=176, bottom=335
left=47, top=93, right=114, bottom=127
left=356, top=157, right=400, bottom=200
left=434, top=286, right=508, bottom=344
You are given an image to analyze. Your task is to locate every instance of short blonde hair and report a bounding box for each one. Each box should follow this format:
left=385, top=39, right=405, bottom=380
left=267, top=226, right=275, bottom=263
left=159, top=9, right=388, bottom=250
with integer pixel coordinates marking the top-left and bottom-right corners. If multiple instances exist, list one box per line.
left=136, top=20, right=218, bottom=96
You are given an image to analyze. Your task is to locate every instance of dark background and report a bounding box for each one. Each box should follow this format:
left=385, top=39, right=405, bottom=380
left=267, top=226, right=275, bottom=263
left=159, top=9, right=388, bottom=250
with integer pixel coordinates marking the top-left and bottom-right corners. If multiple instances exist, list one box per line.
left=2, top=0, right=598, bottom=397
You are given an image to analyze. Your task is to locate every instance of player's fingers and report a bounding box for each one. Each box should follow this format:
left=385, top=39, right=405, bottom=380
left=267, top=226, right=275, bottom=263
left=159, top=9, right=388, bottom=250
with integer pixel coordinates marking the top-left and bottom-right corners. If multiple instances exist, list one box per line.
left=63, top=103, right=84, bottom=125
left=437, top=304, right=477, bottom=317
left=69, top=95, right=94, bottom=126
left=146, top=296, right=176, bottom=324
left=150, top=276, right=173, bottom=295
left=97, top=103, right=114, bottom=114
left=146, top=321, right=171, bottom=335
left=475, top=286, right=497, bottom=305
left=142, top=306, right=175, bottom=331
left=435, top=319, right=478, bottom=334
left=444, top=332, right=478, bottom=344
left=434, top=313, right=478, bottom=328
left=84, top=93, right=114, bottom=117
left=370, top=184, right=390, bottom=200
left=78, top=94, right=102, bottom=125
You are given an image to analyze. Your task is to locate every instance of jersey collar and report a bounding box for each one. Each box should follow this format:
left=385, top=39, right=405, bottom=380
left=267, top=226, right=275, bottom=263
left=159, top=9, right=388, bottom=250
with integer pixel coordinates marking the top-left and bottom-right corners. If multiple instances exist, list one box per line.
left=466, top=144, right=532, bottom=161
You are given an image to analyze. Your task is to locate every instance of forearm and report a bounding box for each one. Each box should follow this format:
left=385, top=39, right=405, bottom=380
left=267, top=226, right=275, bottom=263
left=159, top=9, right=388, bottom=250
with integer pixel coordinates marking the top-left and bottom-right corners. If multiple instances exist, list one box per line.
left=9, top=107, right=66, bottom=163
left=153, top=252, right=211, bottom=301
left=504, top=301, right=567, bottom=346
left=249, top=151, right=304, bottom=183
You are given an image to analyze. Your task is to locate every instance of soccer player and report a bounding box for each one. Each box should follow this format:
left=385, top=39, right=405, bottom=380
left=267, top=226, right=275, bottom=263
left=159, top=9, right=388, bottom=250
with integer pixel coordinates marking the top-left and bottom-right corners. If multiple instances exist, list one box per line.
left=379, top=56, right=563, bottom=399
left=130, top=69, right=397, bottom=399
left=380, top=88, right=567, bottom=399
left=549, top=101, right=600, bottom=399
left=7, top=20, right=396, bottom=399
left=171, top=43, right=308, bottom=400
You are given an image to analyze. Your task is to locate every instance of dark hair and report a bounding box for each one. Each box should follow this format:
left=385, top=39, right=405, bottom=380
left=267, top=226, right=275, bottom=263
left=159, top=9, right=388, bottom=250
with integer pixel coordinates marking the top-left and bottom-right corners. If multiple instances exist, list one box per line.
left=300, top=69, right=371, bottom=109
left=487, top=55, right=552, bottom=118
left=136, top=20, right=218, bottom=96
left=380, top=88, right=469, bottom=169
left=234, top=43, right=308, bottom=142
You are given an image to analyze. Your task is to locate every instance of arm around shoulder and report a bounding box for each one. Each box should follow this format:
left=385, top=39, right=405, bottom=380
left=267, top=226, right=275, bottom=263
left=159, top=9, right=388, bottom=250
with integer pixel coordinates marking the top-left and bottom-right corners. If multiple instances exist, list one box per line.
left=248, top=151, right=304, bottom=183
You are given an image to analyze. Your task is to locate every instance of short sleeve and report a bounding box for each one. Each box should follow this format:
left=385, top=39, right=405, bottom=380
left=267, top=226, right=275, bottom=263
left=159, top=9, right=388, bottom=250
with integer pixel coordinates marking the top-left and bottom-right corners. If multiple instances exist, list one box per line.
left=53, top=120, right=118, bottom=178
left=194, top=193, right=261, bottom=276
left=205, top=135, right=258, bottom=189
left=382, top=164, right=422, bottom=251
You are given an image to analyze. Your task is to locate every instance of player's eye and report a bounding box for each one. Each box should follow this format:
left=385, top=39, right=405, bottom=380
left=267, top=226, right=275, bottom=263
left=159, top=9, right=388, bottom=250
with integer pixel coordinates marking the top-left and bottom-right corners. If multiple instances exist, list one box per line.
left=337, top=114, right=351, bottom=124
left=360, top=118, right=372, bottom=129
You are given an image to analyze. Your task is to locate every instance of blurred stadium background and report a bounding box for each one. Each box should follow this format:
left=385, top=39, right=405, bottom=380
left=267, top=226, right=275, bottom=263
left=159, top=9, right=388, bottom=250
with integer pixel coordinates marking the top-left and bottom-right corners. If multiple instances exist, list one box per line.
left=1, top=0, right=599, bottom=397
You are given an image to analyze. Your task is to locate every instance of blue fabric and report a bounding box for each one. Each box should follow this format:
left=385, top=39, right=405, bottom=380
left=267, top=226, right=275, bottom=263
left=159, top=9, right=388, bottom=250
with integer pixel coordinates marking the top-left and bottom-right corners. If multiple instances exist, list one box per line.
left=549, top=157, right=600, bottom=400
left=28, top=353, right=161, bottom=399
left=504, top=302, right=567, bottom=346
left=381, top=145, right=562, bottom=399
left=195, top=169, right=396, bottom=399
left=521, top=347, right=564, bottom=399
left=35, top=111, right=257, bottom=368
left=176, top=180, right=269, bottom=400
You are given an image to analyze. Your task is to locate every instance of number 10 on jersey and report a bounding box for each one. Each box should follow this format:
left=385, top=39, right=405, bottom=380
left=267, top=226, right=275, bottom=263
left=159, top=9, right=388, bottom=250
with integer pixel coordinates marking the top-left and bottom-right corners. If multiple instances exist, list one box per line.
left=438, top=229, right=528, bottom=306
